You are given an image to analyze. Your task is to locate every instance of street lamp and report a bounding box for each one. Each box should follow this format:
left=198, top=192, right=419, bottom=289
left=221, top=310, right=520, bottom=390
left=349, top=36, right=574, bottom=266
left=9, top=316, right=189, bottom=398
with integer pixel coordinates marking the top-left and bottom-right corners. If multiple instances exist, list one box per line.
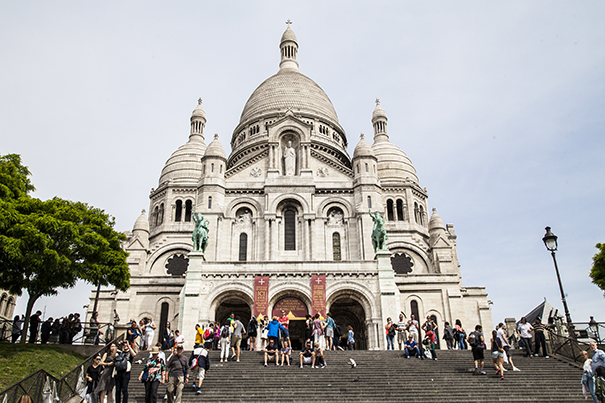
left=542, top=226, right=574, bottom=336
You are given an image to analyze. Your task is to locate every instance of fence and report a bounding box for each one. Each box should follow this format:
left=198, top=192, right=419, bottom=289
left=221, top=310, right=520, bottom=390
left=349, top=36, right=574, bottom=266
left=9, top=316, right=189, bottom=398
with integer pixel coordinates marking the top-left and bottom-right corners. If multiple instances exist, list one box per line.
left=0, top=333, right=125, bottom=403
left=0, top=318, right=116, bottom=345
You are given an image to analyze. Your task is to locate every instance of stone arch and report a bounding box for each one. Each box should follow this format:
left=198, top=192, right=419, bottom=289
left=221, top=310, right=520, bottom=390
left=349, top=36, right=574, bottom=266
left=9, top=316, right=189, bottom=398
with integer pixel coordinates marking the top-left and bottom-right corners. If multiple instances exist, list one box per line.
left=0, top=293, right=7, bottom=317
left=147, top=245, right=191, bottom=275
left=404, top=294, right=424, bottom=321
left=387, top=242, right=431, bottom=273
left=272, top=124, right=305, bottom=144
left=270, top=193, right=309, bottom=213
left=208, top=287, right=253, bottom=343
left=207, top=282, right=255, bottom=318
left=268, top=286, right=313, bottom=315
left=317, top=197, right=354, bottom=218
left=425, top=308, right=444, bottom=349
left=326, top=286, right=374, bottom=350
left=5, top=297, right=14, bottom=317
left=326, top=283, right=377, bottom=319
left=226, top=197, right=262, bottom=217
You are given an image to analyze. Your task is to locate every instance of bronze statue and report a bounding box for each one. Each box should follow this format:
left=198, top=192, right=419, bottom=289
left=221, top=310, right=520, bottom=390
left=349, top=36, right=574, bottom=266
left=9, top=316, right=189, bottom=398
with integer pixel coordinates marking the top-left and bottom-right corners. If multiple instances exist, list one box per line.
left=192, top=212, right=209, bottom=253
left=370, top=210, right=387, bottom=252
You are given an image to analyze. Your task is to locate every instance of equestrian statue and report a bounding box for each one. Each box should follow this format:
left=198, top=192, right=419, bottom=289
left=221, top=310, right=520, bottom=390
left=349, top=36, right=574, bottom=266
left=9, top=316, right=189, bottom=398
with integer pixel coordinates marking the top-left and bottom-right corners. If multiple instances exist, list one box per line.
left=192, top=212, right=210, bottom=253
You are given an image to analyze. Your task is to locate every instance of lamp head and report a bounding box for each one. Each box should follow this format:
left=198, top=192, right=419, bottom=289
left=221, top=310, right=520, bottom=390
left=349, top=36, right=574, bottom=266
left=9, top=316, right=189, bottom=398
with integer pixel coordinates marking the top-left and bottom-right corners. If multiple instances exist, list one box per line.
left=542, top=226, right=558, bottom=252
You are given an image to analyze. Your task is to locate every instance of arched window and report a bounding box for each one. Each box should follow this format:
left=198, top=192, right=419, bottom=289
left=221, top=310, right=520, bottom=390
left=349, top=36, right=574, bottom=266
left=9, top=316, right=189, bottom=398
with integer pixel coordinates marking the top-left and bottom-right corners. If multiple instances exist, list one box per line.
left=159, top=302, right=169, bottom=335
left=386, top=199, right=394, bottom=221
left=203, top=164, right=206, bottom=174
left=175, top=200, right=182, bottom=222
left=184, top=200, right=192, bottom=222
left=159, top=203, right=164, bottom=224
left=208, top=196, right=212, bottom=210
left=418, top=205, right=425, bottom=225
left=356, top=164, right=360, bottom=173
left=396, top=199, right=404, bottom=221
left=153, top=206, right=159, bottom=227
left=365, top=163, right=368, bottom=172
left=5, top=297, right=13, bottom=316
left=0, top=294, right=6, bottom=317
left=239, top=233, right=248, bottom=262
left=414, top=202, right=419, bottom=223
left=284, top=209, right=296, bottom=251
left=367, top=196, right=372, bottom=209
left=220, top=164, right=223, bottom=173
left=211, top=163, right=215, bottom=173
left=411, top=300, right=419, bottom=320
left=332, top=232, right=341, bottom=261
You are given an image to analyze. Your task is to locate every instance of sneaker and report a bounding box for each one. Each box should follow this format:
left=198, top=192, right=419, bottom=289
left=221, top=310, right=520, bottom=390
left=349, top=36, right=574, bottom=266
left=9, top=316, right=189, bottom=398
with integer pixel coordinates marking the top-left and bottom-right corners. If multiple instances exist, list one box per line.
left=434, top=358, right=438, bottom=361
left=276, top=362, right=279, bottom=366
left=237, top=359, right=240, bottom=362
left=311, top=365, right=315, bottom=368
left=196, top=390, right=202, bottom=395
left=480, top=370, right=486, bottom=375
left=534, top=354, right=538, bottom=357
left=502, top=368, right=508, bottom=372
left=231, top=354, right=236, bottom=359
left=500, top=375, right=504, bottom=380
left=496, top=368, right=500, bottom=374
left=264, top=363, right=267, bottom=367
left=473, top=368, right=479, bottom=375
left=300, top=365, right=303, bottom=368
left=513, top=367, right=521, bottom=371
left=406, top=356, right=410, bottom=359
left=545, top=356, right=549, bottom=359
left=320, top=364, right=326, bottom=368
left=192, top=384, right=196, bottom=389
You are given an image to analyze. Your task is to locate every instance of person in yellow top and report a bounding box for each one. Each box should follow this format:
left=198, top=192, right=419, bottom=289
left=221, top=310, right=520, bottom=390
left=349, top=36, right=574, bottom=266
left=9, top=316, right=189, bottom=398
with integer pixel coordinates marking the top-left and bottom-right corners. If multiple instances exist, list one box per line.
left=194, top=324, right=204, bottom=348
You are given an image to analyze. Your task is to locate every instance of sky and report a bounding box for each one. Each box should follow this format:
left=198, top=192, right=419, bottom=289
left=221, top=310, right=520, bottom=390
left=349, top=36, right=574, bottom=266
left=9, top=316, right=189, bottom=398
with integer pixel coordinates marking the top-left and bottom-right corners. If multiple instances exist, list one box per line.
left=2, top=1, right=604, bottom=328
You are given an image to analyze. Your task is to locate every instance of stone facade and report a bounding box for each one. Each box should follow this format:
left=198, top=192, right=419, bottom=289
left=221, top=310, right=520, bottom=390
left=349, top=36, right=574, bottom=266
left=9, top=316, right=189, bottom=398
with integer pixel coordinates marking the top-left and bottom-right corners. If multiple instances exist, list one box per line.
left=89, top=25, right=493, bottom=350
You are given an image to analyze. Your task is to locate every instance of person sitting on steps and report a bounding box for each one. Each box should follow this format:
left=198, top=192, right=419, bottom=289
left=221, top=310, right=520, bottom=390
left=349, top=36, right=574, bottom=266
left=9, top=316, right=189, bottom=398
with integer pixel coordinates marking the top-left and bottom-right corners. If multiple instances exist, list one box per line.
left=299, top=340, right=316, bottom=368
left=264, top=339, right=279, bottom=366
left=404, top=334, right=421, bottom=359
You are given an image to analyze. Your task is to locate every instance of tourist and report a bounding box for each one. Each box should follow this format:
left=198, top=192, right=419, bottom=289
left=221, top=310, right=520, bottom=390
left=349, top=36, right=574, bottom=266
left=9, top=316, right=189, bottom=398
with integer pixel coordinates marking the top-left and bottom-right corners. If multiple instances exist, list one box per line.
left=201, top=324, right=212, bottom=350
left=299, top=340, right=315, bottom=368
left=312, top=313, right=323, bottom=346
left=455, top=319, right=466, bottom=350
left=193, top=324, right=204, bottom=348
left=166, top=345, right=189, bottom=403
left=139, top=346, right=165, bottom=403
left=595, top=366, right=605, bottom=403
left=590, top=341, right=605, bottom=374
left=59, top=314, right=73, bottom=345
left=304, top=314, right=313, bottom=344
left=278, top=310, right=290, bottom=335
left=407, top=315, right=419, bottom=344
left=139, top=319, right=147, bottom=350
left=70, top=313, right=82, bottom=343
left=230, top=316, right=246, bottom=362
left=12, top=315, right=23, bottom=343
left=143, top=317, right=156, bottom=352
left=532, top=317, right=549, bottom=358
left=247, top=316, right=258, bottom=351
left=260, top=315, right=270, bottom=350
left=280, top=340, right=292, bottom=366
left=385, top=317, right=395, bottom=350
left=582, top=350, right=599, bottom=403
left=40, top=317, right=53, bottom=344
left=161, top=321, right=172, bottom=350
left=126, top=320, right=140, bottom=350
left=516, top=317, right=533, bottom=357
left=443, top=321, right=455, bottom=350
left=421, top=315, right=437, bottom=336
left=404, top=334, right=421, bottom=359
left=115, top=340, right=135, bottom=403
left=314, top=342, right=326, bottom=368
left=333, top=322, right=345, bottom=351
left=347, top=325, right=355, bottom=350
left=324, top=312, right=335, bottom=350
left=89, top=312, right=101, bottom=345
left=423, top=330, right=437, bottom=360
left=174, top=330, right=184, bottom=349
left=49, top=318, right=61, bottom=344
left=497, top=322, right=520, bottom=371
left=469, top=325, right=486, bottom=375
left=96, top=342, right=118, bottom=403
left=266, top=316, right=286, bottom=349
left=491, top=330, right=505, bottom=380
left=212, top=323, right=220, bottom=350
left=219, top=321, right=231, bottom=363
left=28, top=310, right=42, bottom=343
left=264, top=338, right=279, bottom=366
left=396, top=314, right=407, bottom=350
left=148, top=342, right=166, bottom=363
left=84, top=355, right=102, bottom=403
left=189, top=346, right=210, bottom=395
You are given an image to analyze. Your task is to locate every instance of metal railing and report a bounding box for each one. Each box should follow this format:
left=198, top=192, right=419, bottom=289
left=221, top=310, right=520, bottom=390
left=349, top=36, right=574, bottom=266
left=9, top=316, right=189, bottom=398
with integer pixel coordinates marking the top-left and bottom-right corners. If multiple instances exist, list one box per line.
left=0, top=319, right=116, bottom=345
left=0, top=333, right=125, bottom=403
left=546, top=327, right=593, bottom=366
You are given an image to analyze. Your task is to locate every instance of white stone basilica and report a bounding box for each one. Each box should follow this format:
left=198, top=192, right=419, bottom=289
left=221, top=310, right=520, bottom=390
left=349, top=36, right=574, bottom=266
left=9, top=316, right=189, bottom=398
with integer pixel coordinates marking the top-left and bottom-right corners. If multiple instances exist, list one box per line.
left=89, top=25, right=493, bottom=350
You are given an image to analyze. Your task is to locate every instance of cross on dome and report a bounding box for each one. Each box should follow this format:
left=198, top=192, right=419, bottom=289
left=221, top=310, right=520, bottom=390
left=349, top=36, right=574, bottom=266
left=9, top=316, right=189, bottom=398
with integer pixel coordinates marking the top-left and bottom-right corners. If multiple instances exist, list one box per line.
left=198, top=98, right=202, bottom=105
left=286, top=19, right=292, bottom=26
left=360, top=132, right=365, bottom=139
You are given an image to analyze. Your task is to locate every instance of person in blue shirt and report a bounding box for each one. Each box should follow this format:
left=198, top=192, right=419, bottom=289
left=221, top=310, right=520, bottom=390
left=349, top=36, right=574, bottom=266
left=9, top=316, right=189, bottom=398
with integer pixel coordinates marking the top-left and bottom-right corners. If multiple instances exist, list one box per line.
left=590, top=342, right=605, bottom=373
left=404, top=334, right=421, bottom=358
left=266, top=316, right=286, bottom=349
left=324, top=313, right=336, bottom=350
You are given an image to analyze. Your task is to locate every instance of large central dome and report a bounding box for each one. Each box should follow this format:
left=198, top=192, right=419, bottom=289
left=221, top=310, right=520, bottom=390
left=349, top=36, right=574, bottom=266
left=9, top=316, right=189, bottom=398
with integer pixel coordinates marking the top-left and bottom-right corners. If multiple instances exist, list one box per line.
left=238, top=69, right=340, bottom=127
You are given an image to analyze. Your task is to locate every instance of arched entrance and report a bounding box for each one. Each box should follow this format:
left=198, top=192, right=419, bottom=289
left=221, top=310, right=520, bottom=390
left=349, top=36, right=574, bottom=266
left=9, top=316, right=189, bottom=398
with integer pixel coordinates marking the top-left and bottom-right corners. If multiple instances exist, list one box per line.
left=329, top=296, right=367, bottom=350
left=272, top=297, right=308, bottom=350
left=215, top=295, right=251, bottom=349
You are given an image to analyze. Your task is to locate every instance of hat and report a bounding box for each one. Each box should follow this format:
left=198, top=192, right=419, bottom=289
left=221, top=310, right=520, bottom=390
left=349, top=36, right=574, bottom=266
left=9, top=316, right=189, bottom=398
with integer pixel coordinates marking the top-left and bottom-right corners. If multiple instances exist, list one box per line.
left=176, top=345, right=184, bottom=350
left=151, top=346, right=160, bottom=354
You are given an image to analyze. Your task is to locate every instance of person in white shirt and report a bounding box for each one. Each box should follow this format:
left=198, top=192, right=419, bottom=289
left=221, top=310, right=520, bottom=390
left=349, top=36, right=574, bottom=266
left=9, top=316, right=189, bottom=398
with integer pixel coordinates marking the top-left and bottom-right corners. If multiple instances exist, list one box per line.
left=174, top=330, right=185, bottom=348
left=497, top=322, right=520, bottom=371
left=517, top=317, right=533, bottom=357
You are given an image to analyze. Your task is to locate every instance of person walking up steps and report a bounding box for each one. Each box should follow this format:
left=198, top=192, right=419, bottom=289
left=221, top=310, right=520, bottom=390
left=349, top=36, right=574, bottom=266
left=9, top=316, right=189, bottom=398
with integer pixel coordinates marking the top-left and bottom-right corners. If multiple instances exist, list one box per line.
left=468, top=325, right=486, bottom=375
left=219, top=322, right=230, bottom=363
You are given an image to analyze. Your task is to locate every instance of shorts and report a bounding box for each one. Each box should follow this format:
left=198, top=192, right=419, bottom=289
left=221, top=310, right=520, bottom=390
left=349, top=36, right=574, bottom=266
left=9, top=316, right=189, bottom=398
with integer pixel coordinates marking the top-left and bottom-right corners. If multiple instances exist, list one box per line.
left=266, top=352, right=277, bottom=361
left=302, top=356, right=313, bottom=365
left=397, top=331, right=406, bottom=344
left=231, top=335, right=242, bottom=347
left=325, top=328, right=334, bottom=338
left=191, top=367, right=205, bottom=380
left=472, top=346, right=484, bottom=361
left=492, top=350, right=504, bottom=359
left=248, top=331, right=257, bottom=338
left=503, top=346, right=510, bottom=354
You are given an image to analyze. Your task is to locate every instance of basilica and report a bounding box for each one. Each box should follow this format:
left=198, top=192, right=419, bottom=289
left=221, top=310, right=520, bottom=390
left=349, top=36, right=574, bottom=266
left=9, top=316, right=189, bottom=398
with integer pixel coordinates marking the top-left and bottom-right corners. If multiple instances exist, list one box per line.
left=89, top=25, right=493, bottom=350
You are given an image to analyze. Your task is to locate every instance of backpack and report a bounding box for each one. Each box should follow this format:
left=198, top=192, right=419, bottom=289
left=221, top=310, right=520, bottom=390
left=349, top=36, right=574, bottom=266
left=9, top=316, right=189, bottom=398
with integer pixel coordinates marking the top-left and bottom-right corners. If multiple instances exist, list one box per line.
left=114, top=353, right=128, bottom=372
left=468, top=331, right=479, bottom=348
left=334, top=325, right=343, bottom=338
left=190, top=357, right=198, bottom=370
left=220, top=326, right=229, bottom=338
left=388, top=325, right=396, bottom=337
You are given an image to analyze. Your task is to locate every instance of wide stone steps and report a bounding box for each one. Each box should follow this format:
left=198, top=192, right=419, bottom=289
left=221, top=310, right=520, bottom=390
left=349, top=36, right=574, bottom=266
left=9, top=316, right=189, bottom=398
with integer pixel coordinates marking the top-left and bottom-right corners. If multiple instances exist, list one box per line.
left=126, top=349, right=584, bottom=402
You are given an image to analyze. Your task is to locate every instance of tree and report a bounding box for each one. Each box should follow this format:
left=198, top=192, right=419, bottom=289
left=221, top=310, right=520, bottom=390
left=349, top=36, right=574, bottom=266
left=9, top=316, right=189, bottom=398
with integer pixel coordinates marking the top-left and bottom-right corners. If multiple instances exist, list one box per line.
left=590, top=243, right=605, bottom=296
left=0, top=154, right=129, bottom=343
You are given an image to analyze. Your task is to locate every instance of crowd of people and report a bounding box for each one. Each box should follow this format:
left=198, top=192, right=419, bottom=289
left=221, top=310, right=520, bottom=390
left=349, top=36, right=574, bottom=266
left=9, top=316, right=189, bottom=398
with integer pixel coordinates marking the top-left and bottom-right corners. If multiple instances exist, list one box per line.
left=11, top=311, right=86, bottom=345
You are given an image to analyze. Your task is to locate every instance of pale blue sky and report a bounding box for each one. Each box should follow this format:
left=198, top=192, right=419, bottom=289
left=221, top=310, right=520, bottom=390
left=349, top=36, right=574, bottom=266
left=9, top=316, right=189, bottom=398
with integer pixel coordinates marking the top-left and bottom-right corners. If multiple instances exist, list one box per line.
left=2, top=1, right=604, bottom=328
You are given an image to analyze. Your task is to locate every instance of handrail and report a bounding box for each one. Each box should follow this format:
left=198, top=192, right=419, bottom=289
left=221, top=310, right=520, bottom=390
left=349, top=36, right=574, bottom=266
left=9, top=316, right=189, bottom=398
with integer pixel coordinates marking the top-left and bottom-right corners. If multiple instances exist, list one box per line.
left=0, top=333, right=126, bottom=403
left=546, top=327, right=591, bottom=367
left=0, top=318, right=116, bottom=345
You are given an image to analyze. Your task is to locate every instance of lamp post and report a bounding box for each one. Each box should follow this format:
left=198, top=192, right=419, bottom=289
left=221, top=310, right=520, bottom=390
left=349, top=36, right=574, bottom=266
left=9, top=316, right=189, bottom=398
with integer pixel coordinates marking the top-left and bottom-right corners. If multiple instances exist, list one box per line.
left=542, top=226, right=574, bottom=336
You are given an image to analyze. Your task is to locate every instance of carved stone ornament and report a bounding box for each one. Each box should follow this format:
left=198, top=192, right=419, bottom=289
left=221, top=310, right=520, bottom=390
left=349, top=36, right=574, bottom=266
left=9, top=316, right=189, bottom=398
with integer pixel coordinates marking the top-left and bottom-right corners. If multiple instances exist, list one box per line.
left=327, top=209, right=344, bottom=226
left=391, top=253, right=414, bottom=275
left=165, top=254, right=189, bottom=276
left=250, top=167, right=262, bottom=177
left=317, top=167, right=329, bottom=177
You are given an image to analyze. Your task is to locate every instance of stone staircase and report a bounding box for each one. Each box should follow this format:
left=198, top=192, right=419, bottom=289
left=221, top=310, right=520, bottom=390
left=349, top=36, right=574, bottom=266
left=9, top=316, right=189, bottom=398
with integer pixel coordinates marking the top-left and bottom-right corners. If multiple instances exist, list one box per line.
left=126, top=348, right=585, bottom=402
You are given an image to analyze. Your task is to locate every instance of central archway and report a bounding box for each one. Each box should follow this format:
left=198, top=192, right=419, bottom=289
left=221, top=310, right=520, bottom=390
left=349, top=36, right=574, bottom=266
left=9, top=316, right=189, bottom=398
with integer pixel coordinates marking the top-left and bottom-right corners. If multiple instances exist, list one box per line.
left=215, top=295, right=251, bottom=349
left=329, top=296, right=367, bottom=350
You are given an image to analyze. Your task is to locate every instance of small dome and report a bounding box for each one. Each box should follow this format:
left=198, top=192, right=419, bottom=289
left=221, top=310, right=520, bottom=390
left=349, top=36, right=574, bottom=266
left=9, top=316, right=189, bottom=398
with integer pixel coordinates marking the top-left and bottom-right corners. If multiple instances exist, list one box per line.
left=281, top=26, right=297, bottom=44
left=204, top=133, right=226, bottom=159
left=133, top=209, right=149, bottom=233
left=372, top=101, right=387, bottom=121
left=353, top=133, right=375, bottom=159
left=372, top=137, right=418, bottom=184
left=428, top=208, right=446, bottom=232
left=191, top=98, right=206, bottom=120
left=159, top=134, right=206, bottom=185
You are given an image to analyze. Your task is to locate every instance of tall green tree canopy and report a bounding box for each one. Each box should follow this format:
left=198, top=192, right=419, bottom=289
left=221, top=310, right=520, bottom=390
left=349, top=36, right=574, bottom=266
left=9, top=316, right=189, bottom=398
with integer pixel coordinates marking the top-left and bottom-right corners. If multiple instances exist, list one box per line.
left=0, top=154, right=129, bottom=342
left=590, top=243, right=605, bottom=296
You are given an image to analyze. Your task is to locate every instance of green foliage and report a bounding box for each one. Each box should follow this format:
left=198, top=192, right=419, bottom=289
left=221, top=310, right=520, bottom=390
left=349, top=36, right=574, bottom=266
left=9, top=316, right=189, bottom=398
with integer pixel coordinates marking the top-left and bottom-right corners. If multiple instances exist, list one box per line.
left=0, top=153, right=129, bottom=341
left=0, top=343, right=87, bottom=390
left=590, top=243, right=605, bottom=295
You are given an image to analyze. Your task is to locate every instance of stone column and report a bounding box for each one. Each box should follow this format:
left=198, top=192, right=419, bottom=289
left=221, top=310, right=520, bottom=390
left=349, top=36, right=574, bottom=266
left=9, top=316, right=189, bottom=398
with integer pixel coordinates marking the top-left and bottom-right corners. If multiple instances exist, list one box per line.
left=376, top=249, right=400, bottom=347
left=180, top=252, right=204, bottom=348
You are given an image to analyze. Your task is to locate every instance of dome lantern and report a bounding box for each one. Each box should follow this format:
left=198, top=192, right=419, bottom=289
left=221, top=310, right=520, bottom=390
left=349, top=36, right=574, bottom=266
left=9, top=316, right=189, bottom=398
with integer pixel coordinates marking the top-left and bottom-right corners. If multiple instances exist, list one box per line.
left=280, top=20, right=299, bottom=71
left=372, top=98, right=388, bottom=140
left=190, top=98, right=206, bottom=140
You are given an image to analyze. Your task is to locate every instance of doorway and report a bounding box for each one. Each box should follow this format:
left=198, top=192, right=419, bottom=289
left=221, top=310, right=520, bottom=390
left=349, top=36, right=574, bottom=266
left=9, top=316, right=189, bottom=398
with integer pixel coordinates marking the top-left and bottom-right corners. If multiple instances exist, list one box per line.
left=329, top=297, right=367, bottom=350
